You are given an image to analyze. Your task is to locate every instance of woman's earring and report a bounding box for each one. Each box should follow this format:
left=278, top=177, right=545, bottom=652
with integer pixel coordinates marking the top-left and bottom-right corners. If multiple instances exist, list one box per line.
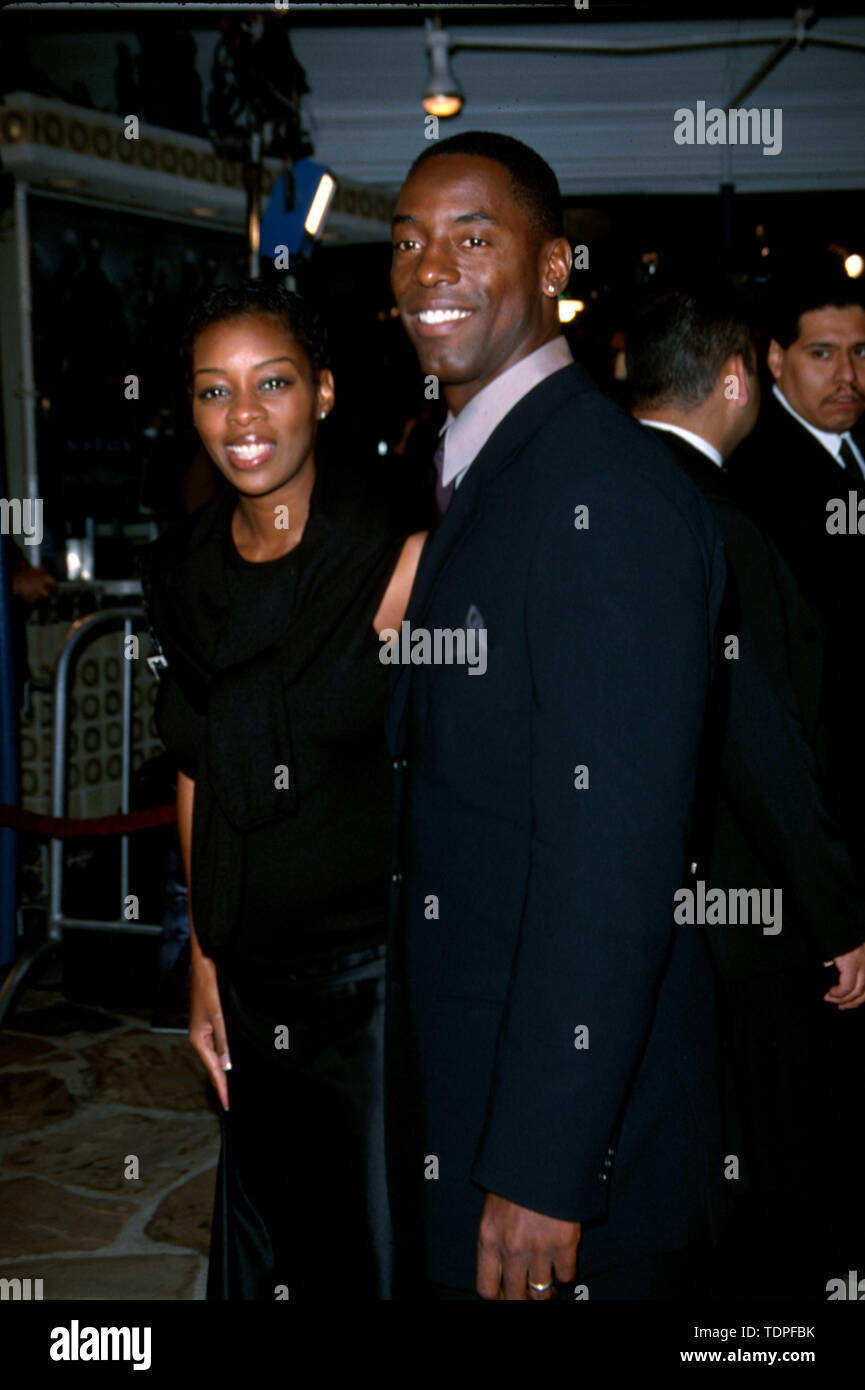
left=319, top=411, right=327, bottom=419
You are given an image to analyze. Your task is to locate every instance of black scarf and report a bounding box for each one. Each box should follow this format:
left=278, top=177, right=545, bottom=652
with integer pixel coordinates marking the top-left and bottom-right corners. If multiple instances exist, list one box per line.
left=137, top=468, right=402, bottom=953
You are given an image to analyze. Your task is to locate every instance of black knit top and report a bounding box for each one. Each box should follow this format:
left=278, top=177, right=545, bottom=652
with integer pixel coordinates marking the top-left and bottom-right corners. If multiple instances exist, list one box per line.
left=138, top=466, right=405, bottom=967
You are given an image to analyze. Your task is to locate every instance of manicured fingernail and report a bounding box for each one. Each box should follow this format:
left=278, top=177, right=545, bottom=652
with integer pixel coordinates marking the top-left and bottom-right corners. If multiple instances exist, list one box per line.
left=221, top=1054, right=232, bottom=1071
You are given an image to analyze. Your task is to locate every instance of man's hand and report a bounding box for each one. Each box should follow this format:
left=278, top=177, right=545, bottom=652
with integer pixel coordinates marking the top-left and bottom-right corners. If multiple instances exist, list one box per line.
left=476, top=1192, right=581, bottom=1300
left=824, top=942, right=865, bottom=1011
left=12, top=564, right=57, bottom=604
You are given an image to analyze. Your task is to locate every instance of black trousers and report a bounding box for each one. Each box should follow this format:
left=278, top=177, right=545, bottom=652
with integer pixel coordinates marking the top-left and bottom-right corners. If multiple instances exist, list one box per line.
left=711, top=962, right=865, bottom=1300
left=207, top=943, right=392, bottom=1301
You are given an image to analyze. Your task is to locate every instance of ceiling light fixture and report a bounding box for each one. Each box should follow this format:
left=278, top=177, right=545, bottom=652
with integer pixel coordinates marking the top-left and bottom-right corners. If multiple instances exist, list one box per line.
left=418, top=11, right=865, bottom=123
left=422, top=15, right=464, bottom=119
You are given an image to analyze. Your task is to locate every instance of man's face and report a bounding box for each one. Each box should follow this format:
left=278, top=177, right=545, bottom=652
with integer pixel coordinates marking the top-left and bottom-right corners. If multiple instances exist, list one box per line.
left=391, top=155, right=567, bottom=414
left=769, top=304, right=865, bottom=433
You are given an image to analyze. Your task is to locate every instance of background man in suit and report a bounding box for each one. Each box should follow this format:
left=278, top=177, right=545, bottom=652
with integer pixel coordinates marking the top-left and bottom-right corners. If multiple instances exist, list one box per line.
left=725, top=275, right=865, bottom=858
left=385, top=132, right=729, bottom=1301
left=628, top=287, right=865, bottom=1297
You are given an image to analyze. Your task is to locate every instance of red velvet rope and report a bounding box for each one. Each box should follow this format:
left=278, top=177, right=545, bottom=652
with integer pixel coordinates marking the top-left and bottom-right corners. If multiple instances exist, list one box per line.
left=0, top=803, right=177, bottom=838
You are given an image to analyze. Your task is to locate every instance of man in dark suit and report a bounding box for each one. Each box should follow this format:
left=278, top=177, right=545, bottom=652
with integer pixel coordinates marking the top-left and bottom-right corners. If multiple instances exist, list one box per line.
left=628, top=287, right=865, bottom=1298
left=725, top=275, right=865, bottom=856
left=384, top=132, right=729, bottom=1301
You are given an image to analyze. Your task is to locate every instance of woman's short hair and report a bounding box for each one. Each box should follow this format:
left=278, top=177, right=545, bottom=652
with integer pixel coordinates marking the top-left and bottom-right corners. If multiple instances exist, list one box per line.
left=181, top=279, right=332, bottom=390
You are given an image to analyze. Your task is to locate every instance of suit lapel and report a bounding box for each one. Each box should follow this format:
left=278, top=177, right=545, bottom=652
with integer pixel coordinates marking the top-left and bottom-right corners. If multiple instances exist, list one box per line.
left=772, top=400, right=846, bottom=491
left=409, top=362, right=589, bottom=628
left=386, top=452, right=485, bottom=754
left=386, top=362, right=591, bottom=754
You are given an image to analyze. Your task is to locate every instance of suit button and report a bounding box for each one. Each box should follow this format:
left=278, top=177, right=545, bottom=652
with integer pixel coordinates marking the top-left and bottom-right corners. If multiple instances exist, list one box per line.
left=392, top=757, right=409, bottom=771
left=392, top=871, right=403, bottom=883
left=598, top=1171, right=609, bottom=1184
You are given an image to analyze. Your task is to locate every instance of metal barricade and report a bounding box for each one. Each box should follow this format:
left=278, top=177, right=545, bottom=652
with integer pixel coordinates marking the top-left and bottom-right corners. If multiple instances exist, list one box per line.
left=0, top=604, right=168, bottom=1025
left=48, top=605, right=164, bottom=941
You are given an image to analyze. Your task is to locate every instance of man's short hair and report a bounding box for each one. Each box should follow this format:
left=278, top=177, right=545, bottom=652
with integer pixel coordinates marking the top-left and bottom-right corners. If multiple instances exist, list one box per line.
left=408, top=130, right=564, bottom=241
left=626, top=287, right=756, bottom=411
left=766, top=269, right=865, bottom=349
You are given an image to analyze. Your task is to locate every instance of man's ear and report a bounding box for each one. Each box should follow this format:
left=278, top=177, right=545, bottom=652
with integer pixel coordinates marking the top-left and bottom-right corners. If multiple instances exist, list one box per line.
left=541, top=237, right=573, bottom=298
left=726, top=354, right=754, bottom=409
left=766, top=338, right=784, bottom=383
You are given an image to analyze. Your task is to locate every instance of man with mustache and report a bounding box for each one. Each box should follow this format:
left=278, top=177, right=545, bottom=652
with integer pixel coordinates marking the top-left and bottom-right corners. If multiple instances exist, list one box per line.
left=385, top=132, right=729, bottom=1301
left=726, top=276, right=865, bottom=855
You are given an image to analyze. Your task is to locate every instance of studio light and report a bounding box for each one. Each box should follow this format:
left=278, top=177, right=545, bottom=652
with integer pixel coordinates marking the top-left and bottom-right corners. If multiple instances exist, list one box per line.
left=423, top=17, right=463, bottom=119
left=304, top=173, right=336, bottom=237
left=260, top=158, right=338, bottom=260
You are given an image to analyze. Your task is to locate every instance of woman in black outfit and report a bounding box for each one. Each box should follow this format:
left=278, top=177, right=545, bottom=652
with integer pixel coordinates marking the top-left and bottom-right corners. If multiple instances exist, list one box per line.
left=139, top=281, right=424, bottom=1301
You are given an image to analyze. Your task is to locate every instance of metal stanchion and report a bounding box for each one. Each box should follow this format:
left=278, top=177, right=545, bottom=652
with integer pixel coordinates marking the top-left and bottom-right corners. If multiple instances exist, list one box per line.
left=0, top=607, right=166, bottom=1026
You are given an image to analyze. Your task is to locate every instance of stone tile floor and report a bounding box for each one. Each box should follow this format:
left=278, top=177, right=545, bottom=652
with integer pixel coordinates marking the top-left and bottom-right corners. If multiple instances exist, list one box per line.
left=0, top=953, right=219, bottom=1300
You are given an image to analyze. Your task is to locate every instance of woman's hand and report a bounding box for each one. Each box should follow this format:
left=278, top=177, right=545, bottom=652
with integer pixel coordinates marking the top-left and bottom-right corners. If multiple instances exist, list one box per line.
left=176, top=769, right=231, bottom=1109
left=189, top=953, right=231, bottom=1110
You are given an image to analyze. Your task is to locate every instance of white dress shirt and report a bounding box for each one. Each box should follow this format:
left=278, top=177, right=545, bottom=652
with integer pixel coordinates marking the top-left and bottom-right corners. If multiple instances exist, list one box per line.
left=773, top=383, right=865, bottom=477
left=637, top=419, right=723, bottom=469
left=438, top=336, right=574, bottom=491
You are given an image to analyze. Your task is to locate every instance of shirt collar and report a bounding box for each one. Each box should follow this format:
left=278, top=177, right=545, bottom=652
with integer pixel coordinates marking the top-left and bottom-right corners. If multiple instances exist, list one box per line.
left=772, top=383, right=856, bottom=464
left=438, top=336, right=573, bottom=488
left=638, top=419, right=723, bottom=468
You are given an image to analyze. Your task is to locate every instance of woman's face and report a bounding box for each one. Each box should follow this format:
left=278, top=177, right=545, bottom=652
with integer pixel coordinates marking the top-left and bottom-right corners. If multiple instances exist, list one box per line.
left=191, top=312, right=334, bottom=497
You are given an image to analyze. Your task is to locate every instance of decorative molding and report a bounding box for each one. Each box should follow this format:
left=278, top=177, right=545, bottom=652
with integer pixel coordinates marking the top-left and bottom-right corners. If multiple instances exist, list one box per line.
left=0, top=92, right=394, bottom=239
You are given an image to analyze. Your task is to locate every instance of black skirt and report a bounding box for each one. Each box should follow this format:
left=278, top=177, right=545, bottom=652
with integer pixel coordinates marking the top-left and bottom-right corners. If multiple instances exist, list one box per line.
left=206, top=942, right=392, bottom=1301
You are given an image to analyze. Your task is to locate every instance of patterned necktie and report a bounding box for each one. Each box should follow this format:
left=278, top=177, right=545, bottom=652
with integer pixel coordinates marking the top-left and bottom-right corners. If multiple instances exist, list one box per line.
left=839, top=437, right=864, bottom=483
left=433, top=433, right=454, bottom=520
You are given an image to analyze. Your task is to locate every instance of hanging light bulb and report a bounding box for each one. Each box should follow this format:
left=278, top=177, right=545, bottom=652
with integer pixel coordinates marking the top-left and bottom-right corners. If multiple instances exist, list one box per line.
left=422, top=17, right=463, bottom=118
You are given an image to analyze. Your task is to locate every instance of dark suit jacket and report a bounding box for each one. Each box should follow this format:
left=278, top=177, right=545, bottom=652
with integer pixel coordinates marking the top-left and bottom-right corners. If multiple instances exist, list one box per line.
left=725, top=393, right=863, bottom=627
left=726, top=395, right=865, bottom=849
left=644, top=428, right=865, bottom=980
left=385, top=359, right=730, bottom=1289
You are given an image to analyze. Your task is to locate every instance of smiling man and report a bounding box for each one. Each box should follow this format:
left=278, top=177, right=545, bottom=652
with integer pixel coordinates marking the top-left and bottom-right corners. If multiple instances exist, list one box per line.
left=384, top=132, right=731, bottom=1301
